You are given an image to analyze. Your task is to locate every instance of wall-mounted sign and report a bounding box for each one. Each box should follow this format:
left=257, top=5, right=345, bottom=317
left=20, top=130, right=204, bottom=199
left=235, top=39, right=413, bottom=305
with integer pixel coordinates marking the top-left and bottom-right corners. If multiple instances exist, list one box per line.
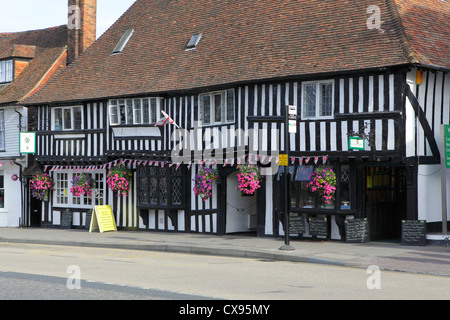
left=348, top=136, right=365, bottom=150
left=279, top=154, right=288, bottom=167
left=444, top=124, right=450, bottom=169
left=288, top=105, right=297, bottom=133
left=288, top=120, right=297, bottom=133
left=19, top=132, right=36, bottom=154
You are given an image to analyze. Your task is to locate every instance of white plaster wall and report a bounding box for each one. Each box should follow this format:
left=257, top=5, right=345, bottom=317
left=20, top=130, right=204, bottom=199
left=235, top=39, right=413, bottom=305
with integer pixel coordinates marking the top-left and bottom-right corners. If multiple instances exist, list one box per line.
left=418, top=164, right=450, bottom=223
left=226, top=171, right=257, bottom=233
left=0, top=163, right=22, bottom=227
left=264, top=175, right=273, bottom=235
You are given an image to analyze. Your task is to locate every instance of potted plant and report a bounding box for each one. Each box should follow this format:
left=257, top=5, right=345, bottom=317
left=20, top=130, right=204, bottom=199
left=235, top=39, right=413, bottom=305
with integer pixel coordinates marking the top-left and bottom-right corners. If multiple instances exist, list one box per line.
left=193, top=166, right=219, bottom=201
left=30, top=173, right=54, bottom=201
left=70, top=174, right=94, bottom=197
left=107, top=164, right=133, bottom=197
left=237, top=164, right=261, bottom=195
left=306, top=168, right=336, bottom=205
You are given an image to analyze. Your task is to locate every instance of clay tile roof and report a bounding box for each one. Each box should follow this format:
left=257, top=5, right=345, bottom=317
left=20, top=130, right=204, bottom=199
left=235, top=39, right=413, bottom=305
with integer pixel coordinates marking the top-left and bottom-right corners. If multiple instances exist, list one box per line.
left=394, top=0, right=450, bottom=68
left=0, top=26, right=67, bottom=105
left=24, top=0, right=450, bottom=105
left=0, top=44, right=36, bottom=60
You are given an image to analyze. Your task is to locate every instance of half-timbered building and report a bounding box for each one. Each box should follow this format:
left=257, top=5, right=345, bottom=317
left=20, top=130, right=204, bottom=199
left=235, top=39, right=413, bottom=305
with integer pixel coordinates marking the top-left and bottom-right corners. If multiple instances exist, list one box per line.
left=24, top=0, right=450, bottom=241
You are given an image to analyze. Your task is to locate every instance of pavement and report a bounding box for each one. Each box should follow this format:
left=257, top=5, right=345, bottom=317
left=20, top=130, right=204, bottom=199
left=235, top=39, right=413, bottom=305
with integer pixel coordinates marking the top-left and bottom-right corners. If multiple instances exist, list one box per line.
left=0, top=227, right=449, bottom=277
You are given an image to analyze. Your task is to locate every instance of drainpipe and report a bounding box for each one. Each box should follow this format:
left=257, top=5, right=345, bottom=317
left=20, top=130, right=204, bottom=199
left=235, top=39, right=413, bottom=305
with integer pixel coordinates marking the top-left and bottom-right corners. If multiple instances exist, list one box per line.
left=14, top=108, right=25, bottom=227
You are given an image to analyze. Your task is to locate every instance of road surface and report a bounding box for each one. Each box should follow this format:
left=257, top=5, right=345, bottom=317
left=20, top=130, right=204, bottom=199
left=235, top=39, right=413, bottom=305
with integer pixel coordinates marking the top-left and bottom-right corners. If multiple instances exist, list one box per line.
left=0, top=243, right=449, bottom=301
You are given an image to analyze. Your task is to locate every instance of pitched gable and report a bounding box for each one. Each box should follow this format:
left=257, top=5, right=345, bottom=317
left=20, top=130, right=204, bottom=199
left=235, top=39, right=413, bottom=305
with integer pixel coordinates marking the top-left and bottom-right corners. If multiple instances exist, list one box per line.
left=0, top=26, right=67, bottom=105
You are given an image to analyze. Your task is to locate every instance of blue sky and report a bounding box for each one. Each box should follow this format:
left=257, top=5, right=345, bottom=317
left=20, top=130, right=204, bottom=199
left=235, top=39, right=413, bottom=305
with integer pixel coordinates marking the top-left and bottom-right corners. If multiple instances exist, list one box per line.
left=0, top=0, right=136, bottom=37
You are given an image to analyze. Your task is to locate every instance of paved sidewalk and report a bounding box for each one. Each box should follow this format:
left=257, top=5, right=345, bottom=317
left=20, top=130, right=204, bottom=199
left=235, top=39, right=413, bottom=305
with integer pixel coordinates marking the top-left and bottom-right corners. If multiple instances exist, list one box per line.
left=0, top=228, right=449, bottom=276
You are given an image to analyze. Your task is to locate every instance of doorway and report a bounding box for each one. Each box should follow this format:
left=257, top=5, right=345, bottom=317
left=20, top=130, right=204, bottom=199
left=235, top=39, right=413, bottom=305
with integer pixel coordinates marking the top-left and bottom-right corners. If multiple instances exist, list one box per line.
left=225, top=171, right=257, bottom=233
left=364, top=166, right=407, bottom=241
left=29, top=195, right=42, bottom=227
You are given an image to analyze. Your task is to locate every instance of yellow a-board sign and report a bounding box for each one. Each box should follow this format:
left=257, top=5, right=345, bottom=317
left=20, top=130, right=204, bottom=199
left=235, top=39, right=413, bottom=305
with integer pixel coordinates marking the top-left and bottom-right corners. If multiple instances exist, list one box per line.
left=89, top=205, right=117, bottom=233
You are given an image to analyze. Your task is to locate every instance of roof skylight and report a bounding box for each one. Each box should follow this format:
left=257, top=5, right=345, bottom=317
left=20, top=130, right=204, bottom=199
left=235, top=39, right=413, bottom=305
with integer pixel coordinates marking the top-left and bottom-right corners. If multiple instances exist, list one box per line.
left=111, top=29, right=134, bottom=55
left=186, top=33, right=202, bottom=50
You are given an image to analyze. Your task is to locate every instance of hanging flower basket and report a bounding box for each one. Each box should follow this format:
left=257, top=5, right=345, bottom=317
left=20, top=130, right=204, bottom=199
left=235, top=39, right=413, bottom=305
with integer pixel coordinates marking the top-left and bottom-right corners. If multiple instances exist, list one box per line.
left=306, top=168, right=336, bottom=205
left=193, top=166, right=219, bottom=201
left=30, top=173, right=54, bottom=201
left=107, top=164, right=133, bottom=197
left=237, top=164, right=261, bottom=195
left=70, top=174, right=94, bottom=197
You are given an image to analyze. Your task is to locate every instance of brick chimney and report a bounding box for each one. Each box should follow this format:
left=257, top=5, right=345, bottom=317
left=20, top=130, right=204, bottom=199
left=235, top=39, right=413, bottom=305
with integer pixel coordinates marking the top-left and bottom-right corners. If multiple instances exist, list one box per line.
left=67, top=0, right=97, bottom=65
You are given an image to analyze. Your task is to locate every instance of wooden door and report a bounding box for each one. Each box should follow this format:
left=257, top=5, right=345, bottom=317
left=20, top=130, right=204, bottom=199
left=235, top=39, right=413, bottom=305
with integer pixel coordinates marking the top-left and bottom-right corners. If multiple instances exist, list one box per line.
left=365, top=167, right=406, bottom=241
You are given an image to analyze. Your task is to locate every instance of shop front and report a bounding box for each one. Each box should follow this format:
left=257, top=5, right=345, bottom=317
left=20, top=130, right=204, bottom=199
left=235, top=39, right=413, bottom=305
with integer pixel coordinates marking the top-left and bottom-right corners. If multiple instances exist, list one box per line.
left=274, top=161, right=408, bottom=242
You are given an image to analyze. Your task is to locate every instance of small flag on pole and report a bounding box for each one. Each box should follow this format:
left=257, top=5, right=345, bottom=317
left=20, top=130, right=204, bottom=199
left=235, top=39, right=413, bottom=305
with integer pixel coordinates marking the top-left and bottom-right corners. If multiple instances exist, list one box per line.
left=155, top=111, right=180, bottom=128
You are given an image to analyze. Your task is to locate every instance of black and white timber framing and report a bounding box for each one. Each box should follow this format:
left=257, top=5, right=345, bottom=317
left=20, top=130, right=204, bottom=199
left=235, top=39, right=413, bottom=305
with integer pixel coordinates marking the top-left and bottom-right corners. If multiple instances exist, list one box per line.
left=31, top=66, right=450, bottom=237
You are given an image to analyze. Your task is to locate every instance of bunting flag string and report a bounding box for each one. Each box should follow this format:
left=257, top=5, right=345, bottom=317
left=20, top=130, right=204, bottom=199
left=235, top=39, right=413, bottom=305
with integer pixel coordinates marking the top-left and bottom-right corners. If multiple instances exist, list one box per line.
left=42, top=154, right=329, bottom=173
left=0, top=160, right=15, bottom=166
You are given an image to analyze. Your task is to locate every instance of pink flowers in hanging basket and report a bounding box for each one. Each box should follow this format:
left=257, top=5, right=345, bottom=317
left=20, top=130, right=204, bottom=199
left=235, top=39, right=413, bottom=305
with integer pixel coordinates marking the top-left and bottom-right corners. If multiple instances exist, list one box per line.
left=107, top=165, right=133, bottom=197
left=70, top=174, right=94, bottom=197
left=307, top=168, right=336, bottom=204
left=237, top=164, right=261, bottom=195
left=193, top=166, right=219, bottom=201
left=30, top=173, right=54, bottom=200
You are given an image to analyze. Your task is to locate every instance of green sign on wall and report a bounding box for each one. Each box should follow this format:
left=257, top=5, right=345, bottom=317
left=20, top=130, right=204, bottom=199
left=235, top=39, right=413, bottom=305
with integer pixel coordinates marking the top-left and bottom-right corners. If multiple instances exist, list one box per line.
left=348, top=136, right=365, bottom=150
left=444, top=125, right=450, bottom=169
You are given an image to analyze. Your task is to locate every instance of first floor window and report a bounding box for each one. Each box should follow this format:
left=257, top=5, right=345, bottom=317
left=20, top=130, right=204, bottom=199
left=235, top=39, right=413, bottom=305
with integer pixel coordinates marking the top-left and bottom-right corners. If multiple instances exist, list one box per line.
left=53, top=106, right=83, bottom=131
left=302, top=80, right=334, bottom=119
left=109, top=97, right=162, bottom=125
left=199, top=89, right=235, bottom=125
left=54, top=171, right=105, bottom=207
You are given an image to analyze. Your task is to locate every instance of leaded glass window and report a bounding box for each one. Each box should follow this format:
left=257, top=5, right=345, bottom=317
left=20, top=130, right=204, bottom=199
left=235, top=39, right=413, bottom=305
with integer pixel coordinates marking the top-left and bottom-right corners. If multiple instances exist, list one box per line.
left=137, top=163, right=186, bottom=208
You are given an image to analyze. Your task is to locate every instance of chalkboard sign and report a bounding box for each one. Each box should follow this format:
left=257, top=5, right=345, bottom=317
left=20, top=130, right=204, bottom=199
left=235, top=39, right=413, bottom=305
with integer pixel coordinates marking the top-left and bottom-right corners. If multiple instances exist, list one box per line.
left=289, top=214, right=305, bottom=234
left=61, top=210, right=72, bottom=229
left=345, top=218, right=369, bottom=243
left=85, top=211, right=92, bottom=230
left=309, top=217, right=327, bottom=237
left=401, top=220, right=426, bottom=246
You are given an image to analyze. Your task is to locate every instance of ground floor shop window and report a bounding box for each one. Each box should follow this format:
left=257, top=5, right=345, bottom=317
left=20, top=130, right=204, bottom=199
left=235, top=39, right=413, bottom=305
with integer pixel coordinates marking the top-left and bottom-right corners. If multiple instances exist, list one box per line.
left=54, top=171, right=105, bottom=207
left=0, top=174, right=4, bottom=208
left=137, top=165, right=185, bottom=208
left=289, top=164, right=353, bottom=210
left=339, top=165, right=352, bottom=209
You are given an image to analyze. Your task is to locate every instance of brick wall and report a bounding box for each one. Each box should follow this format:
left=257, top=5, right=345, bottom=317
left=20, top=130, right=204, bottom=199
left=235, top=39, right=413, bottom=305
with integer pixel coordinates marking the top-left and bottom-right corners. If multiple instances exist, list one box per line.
left=67, top=0, right=97, bottom=65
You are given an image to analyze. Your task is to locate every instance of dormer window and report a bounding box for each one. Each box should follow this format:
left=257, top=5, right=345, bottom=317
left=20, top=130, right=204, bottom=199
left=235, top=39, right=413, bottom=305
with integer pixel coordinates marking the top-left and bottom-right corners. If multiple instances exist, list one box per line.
left=0, top=60, right=13, bottom=84
left=186, top=33, right=202, bottom=50
left=111, top=29, right=134, bottom=55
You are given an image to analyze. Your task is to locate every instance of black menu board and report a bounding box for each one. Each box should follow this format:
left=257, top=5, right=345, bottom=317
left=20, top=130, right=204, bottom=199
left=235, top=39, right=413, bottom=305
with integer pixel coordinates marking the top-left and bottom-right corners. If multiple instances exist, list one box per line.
left=289, top=214, right=305, bottom=234
left=309, top=217, right=327, bottom=237
left=345, top=218, right=369, bottom=243
left=85, top=211, right=92, bottom=230
left=401, top=220, right=426, bottom=246
left=61, top=210, right=72, bottom=229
